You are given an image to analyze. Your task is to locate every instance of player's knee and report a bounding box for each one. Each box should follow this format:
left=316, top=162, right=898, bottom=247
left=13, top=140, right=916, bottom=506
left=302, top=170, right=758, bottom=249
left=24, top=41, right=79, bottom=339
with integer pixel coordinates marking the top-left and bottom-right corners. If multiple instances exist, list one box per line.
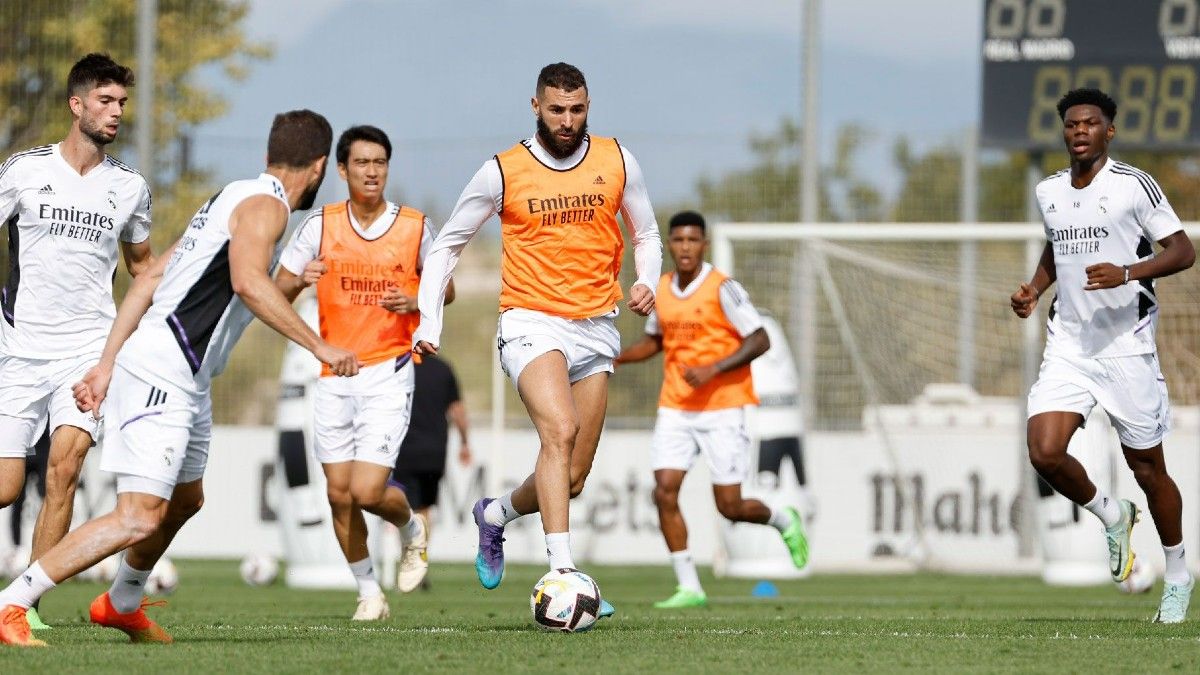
left=1126, top=459, right=1163, bottom=490
left=169, top=494, right=204, bottom=524
left=350, top=484, right=384, bottom=510
left=117, top=507, right=165, bottom=544
left=326, top=486, right=353, bottom=511
left=653, top=485, right=679, bottom=510
left=1027, top=439, right=1065, bottom=475
left=542, top=419, right=580, bottom=453
left=715, top=498, right=744, bottom=521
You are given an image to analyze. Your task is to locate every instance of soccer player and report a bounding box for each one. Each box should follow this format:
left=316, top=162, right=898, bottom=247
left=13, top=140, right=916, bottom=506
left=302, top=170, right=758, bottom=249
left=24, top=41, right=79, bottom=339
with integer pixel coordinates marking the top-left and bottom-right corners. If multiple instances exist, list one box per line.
left=413, top=63, right=662, bottom=614
left=0, top=109, right=356, bottom=647
left=0, top=53, right=154, bottom=630
left=614, top=211, right=808, bottom=608
left=1011, top=88, right=1196, bottom=623
left=391, top=353, right=472, bottom=590
left=274, top=125, right=447, bottom=619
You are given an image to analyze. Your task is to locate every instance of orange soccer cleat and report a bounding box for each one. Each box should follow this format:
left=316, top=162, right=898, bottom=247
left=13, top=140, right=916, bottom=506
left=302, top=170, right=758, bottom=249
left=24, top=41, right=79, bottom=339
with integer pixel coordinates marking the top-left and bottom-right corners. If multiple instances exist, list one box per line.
left=89, top=592, right=173, bottom=644
left=0, top=605, right=47, bottom=647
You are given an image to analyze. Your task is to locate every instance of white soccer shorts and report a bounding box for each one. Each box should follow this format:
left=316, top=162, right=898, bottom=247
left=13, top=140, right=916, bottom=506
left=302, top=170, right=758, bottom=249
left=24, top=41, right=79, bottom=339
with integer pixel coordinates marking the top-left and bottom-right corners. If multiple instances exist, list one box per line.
left=98, top=365, right=211, bottom=499
left=651, top=406, right=751, bottom=485
left=313, top=355, right=415, bottom=468
left=0, top=352, right=102, bottom=458
left=496, top=308, right=620, bottom=389
left=1027, top=351, right=1171, bottom=450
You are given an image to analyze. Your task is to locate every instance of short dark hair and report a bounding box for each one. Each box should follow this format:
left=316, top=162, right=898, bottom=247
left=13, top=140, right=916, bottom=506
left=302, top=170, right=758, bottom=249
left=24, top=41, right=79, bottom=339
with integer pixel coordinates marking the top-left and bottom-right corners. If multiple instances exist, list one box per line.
left=537, top=62, right=587, bottom=95
left=267, top=110, right=333, bottom=168
left=67, top=53, right=135, bottom=97
left=669, top=210, right=706, bottom=234
left=336, top=125, right=392, bottom=165
left=1057, top=88, right=1117, bottom=122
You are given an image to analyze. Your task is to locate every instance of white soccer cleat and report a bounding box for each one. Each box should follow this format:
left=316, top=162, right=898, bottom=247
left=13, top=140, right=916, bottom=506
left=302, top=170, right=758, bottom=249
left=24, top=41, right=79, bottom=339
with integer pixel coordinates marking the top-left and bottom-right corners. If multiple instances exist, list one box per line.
left=1153, top=577, right=1194, bottom=624
left=397, top=513, right=430, bottom=593
left=351, top=594, right=390, bottom=621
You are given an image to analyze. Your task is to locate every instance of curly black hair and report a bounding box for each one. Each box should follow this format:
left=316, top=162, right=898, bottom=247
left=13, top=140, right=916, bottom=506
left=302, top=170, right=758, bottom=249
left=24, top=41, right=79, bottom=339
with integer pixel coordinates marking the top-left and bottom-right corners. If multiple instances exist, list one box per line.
left=1056, top=88, right=1117, bottom=122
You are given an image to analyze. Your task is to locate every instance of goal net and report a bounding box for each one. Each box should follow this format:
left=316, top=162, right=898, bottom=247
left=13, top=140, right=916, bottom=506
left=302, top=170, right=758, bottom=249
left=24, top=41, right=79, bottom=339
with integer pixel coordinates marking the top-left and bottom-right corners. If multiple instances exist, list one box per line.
left=712, top=222, right=1200, bottom=571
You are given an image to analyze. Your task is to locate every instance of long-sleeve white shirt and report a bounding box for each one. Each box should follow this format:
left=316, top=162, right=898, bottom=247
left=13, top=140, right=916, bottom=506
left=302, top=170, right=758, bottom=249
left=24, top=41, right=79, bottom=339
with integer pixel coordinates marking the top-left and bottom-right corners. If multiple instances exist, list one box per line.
left=414, top=135, right=663, bottom=348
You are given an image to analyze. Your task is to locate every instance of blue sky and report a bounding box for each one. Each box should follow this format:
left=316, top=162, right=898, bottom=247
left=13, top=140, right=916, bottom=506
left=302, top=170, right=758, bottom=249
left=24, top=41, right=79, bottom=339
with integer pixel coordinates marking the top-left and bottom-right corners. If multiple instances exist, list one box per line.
left=194, top=1, right=983, bottom=219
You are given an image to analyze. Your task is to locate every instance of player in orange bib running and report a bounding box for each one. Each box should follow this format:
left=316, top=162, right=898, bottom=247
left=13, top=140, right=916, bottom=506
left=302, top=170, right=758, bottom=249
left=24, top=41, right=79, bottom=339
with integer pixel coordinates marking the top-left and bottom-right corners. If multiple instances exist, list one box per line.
left=275, top=126, right=452, bottom=620
left=414, top=63, right=662, bottom=618
left=615, top=211, right=809, bottom=609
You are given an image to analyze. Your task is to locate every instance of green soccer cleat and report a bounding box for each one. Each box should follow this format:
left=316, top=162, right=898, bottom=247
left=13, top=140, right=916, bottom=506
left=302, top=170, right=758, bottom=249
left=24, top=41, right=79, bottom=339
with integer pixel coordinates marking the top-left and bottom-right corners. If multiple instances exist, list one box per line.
left=25, top=606, right=51, bottom=631
left=653, top=587, right=708, bottom=609
left=1105, top=499, right=1139, bottom=582
left=1153, top=577, right=1194, bottom=624
left=780, top=506, right=810, bottom=570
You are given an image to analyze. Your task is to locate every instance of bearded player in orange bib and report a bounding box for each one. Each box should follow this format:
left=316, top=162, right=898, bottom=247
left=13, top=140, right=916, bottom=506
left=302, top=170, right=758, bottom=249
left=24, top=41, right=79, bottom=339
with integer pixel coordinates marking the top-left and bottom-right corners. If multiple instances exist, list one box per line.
left=413, top=63, right=662, bottom=619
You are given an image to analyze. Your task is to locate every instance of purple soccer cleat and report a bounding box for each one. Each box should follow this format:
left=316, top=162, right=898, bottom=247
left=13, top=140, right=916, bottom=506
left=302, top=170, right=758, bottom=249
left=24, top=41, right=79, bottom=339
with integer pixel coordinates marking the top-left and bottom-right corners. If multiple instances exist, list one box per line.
left=472, top=498, right=506, bottom=589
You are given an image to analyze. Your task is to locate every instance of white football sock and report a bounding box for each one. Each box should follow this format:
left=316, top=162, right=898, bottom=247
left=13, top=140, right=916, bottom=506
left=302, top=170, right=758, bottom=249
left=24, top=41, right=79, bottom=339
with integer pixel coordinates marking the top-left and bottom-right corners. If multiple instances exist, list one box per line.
left=1164, top=542, right=1191, bottom=585
left=671, top=550, right=703, bottom=593
left=0, top=561, right=56, bottom=610
left=349, top=557, right=382, bottom=600
left=767, top=508, right=792, bottom=533
left=484, top=492, right=521, bottom=528
left=109, top=558, right=152, bottom=614
left=400, top=515, right=423, bottom=546
left=1083, top=490, right=1121, bottom=528
left=545, top=532, right=574, bottom=570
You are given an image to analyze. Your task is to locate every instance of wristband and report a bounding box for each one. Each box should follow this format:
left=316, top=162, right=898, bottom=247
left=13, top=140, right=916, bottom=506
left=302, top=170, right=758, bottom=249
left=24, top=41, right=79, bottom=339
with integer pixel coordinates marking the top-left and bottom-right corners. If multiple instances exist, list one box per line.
left=1123, top=265, right=1130, bottom=284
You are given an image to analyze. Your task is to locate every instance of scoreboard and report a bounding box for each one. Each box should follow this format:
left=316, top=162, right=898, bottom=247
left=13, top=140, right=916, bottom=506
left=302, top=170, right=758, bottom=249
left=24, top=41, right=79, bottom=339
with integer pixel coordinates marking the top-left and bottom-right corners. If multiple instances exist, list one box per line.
left=982, top=0, right=1200, bottom=149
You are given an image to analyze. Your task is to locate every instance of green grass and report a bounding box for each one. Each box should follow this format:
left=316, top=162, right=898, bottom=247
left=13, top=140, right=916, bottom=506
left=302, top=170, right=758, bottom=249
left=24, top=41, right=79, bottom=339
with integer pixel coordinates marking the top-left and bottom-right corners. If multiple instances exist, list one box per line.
left=2, top=561, right=1199, bottom=673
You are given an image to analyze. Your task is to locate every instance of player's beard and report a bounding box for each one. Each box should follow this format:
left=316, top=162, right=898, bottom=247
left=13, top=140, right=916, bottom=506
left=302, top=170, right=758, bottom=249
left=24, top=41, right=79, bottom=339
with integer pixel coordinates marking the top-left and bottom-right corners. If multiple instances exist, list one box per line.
left=80, top=115, right=116, bottom=147
left=536, top=115, right=587, bottom=160
left=297, top=165, right=326, bottom=211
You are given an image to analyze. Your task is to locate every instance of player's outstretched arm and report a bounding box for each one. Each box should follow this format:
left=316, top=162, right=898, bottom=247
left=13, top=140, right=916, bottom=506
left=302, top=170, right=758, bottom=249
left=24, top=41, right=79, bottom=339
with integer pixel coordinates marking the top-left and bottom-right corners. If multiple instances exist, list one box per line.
left=1085, top=230, right=1195, bottom=291
left=683, top=327, right=770, bottom=388
left=1011, top=242, right=1056, bottom=318
left=228, top=195, right=361, bottom=376
left=615, top=334, right=663, bottom=366
left=75, top=239, right=179, bottom=416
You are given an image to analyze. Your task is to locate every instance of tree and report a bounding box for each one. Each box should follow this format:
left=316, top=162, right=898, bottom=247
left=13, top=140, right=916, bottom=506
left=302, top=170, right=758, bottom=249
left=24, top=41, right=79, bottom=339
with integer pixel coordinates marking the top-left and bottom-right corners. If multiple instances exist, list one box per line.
left=0, top=1, right=272, bottom=423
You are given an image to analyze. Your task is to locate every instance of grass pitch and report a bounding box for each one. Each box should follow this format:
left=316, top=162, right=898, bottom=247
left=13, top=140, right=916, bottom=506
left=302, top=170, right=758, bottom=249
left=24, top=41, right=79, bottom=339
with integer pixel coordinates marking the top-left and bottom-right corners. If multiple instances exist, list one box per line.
left=1, top=560, right=1198, bottom=673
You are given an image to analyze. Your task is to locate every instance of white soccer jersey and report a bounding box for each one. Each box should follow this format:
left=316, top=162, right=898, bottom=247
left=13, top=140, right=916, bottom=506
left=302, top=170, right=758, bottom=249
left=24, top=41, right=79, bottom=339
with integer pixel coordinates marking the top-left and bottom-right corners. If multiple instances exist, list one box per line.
left=0, top=144, right=151, bottom=358
left=644, top=263, right=763, bottom=338
left=1036, top=159, right=1183, bottom=358
left=118, top=173, right=288, bottom=395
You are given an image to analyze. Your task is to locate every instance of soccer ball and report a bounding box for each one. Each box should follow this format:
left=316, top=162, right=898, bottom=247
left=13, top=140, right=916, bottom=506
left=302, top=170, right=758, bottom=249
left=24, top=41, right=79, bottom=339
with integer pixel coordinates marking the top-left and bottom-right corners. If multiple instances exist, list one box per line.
left=239, top=553, right=280, bottom=587
left=146, top=557, right=179, bottom=595
left=79, top=554, right=119, bottom=583
left=530, top=568, right=602, bottom=632
left=1116, top=558, right=1156, bottom=594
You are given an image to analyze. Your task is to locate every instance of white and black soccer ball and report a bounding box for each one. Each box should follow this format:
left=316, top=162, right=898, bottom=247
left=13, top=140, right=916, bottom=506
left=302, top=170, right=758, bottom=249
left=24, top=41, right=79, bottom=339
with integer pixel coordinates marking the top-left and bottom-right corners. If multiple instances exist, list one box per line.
left=1116, top=558, right=1156, bottom=594
left=530, top=568, right=601, bottom=632
left=240, top=553, right=280, bottom=587
left=146, top=556, right=179, bottom=595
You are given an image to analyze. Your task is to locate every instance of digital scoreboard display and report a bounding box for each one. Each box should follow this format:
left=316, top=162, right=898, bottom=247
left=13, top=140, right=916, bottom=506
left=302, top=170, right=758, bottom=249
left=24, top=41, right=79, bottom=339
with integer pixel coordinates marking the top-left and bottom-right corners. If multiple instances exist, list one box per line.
left=982, top=0, right=1200, bottom=149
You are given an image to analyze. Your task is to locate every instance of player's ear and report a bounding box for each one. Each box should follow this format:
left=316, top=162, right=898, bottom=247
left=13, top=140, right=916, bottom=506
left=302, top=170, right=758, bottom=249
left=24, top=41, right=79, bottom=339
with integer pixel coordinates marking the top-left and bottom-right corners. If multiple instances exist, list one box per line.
left=68, top=94, right=83, bottom=118
left=531, top=95, right=540, bottom=116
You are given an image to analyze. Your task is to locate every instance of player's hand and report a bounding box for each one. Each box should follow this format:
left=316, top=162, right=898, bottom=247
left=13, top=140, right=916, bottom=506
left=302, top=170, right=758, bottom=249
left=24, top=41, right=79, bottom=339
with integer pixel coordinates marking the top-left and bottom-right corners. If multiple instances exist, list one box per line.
left=1010, top=283, right=1039, bottom=319
left=683, top=363, right=720, bottom=388
left=627, top=283, right=654, bottom=316
left=380, top=290, right=417, bottom=313
left=314, top=342, right=362, bottom=377
left=413, top=340, right=439, bottom=356
left=302, top=255, right=328, bottom=286
left=458, top=442, right=472, bottom=466
left=73, top=363, right=113, bottom=419
left=1084, top=262, right=1126, bottom=291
